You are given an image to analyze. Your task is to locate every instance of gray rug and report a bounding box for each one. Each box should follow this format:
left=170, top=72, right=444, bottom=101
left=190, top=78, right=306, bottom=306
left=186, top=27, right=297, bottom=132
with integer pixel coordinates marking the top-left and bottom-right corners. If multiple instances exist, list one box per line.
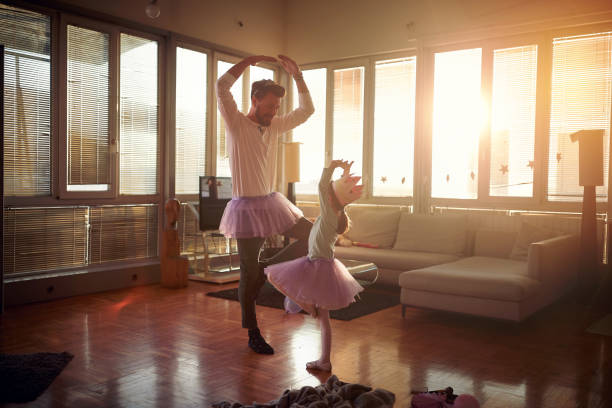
left=207, top=281, right=399, bottom=321
left=587, top=313, right=612, bottom=337
left=0, top=351, right=73, bottom=403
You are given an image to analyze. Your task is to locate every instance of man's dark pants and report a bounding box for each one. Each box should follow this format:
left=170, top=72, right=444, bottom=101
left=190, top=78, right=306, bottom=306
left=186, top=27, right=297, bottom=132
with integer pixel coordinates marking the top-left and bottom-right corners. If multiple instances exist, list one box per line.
left=236, top=217, right=313, bottom=329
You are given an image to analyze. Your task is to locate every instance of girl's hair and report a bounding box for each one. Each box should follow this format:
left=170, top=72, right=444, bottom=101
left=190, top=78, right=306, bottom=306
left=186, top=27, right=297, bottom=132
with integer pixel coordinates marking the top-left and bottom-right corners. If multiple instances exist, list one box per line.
left=329, top=182, right=350, bottom=234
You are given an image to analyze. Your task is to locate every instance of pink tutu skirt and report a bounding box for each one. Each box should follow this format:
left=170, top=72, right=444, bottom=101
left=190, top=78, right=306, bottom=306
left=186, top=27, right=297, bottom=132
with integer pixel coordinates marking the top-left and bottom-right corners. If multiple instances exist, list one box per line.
left=219, top=192, right=303, bottom=239
left=265, top=257, right=364, bottom=311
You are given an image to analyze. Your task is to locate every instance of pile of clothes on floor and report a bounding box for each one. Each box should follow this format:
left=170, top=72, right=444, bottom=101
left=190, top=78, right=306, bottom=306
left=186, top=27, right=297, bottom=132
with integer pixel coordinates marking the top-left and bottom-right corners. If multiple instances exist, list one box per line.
left=212, top=374, right=395, bottom=407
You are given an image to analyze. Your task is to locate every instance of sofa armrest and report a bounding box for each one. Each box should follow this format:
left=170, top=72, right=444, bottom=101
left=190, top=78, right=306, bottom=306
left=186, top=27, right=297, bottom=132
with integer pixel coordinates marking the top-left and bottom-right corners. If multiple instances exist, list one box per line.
left=527, top=234, right=579, bottom=283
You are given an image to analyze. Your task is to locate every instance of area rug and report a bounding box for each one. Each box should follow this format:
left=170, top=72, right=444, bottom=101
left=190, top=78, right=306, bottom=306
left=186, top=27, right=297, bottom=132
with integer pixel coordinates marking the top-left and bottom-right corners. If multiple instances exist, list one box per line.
left=0, top=351, right=74, bottom=403
left=207, top=282, right=399, bottom=321
left=586, top=313, right=612, bottom=337
left=212, top=374, right=395, bottom=408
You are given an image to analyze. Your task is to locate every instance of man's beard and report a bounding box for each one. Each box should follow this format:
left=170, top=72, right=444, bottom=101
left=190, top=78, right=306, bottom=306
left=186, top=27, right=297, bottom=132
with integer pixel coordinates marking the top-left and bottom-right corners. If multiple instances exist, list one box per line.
left=255, top=108, right=273, bottom=126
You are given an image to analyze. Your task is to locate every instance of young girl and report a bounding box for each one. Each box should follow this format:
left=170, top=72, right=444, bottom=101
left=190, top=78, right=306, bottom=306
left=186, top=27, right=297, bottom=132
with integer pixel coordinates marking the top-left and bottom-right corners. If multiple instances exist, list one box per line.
left=264, top=159, right=364, bottom=371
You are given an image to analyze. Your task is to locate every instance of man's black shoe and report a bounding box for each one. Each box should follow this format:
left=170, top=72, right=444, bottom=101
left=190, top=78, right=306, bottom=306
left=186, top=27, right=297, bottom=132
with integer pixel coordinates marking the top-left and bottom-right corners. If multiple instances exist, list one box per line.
left=248, top=328, right=274, bottom=355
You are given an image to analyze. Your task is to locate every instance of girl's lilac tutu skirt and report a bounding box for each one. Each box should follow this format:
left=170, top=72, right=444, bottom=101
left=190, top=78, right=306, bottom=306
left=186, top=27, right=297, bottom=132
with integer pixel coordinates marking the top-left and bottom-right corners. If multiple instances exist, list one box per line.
left=219, top=192, right=303, bottom=238
left=265, top=257, right=364, bottom=311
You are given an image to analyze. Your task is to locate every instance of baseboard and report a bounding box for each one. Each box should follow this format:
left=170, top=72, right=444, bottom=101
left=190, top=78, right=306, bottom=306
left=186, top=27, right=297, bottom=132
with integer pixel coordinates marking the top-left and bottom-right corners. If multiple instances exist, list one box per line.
left=4, top=263, right=161, bottom=307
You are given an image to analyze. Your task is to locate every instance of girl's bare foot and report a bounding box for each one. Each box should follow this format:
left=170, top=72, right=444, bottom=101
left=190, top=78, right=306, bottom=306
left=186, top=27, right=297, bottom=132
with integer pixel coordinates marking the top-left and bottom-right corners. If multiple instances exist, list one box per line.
left=306, top=359, right=332, bottom=371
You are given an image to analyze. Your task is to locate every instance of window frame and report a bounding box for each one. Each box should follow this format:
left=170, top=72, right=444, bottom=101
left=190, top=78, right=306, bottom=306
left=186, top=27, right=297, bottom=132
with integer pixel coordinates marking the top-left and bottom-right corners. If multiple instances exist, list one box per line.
left=57, top=16, right=165, bottom=203
left=58, top=15, right=118, bottom=199
left=370, top=52, right=418, bottom=203
left=545, top=23, right=612, bottom=212
left=118, top=26, right=165, bottom=200
left=328, top=58, right=369, bottom=195
left=293, top=25, right=611, bottom=214
left=481, top=34, right=548, bottom=207
left=4, top=5, right=165, bottom=279
left=2, top=2, right=56, bottom=206
left=171, top=40, right=212, bottom=202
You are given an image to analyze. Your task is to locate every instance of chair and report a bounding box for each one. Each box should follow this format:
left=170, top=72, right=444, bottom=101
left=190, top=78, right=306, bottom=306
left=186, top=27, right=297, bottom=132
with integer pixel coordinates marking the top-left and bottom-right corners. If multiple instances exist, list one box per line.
left=187, top=176, right=239, bottom=283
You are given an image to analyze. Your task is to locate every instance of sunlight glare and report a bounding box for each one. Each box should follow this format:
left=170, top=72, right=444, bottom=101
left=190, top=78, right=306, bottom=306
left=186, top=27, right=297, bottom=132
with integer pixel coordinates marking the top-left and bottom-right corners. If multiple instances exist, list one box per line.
left=432, top=48, right=482, bottom=199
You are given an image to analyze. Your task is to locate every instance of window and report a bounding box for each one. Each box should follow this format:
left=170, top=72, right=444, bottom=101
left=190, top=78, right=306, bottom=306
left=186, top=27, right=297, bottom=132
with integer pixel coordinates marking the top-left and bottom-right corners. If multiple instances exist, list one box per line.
left=333, top=67, right=364, bottom=175
left=373, top=57, right=416, bottom=197
left=489, top=45, right=537, bottom=197
left=66, top=24, right=110, bottom=192
left=548, top=32, right=612, bottom=202
left=431, top=48, right=482, bottom=199
left=1, top=4, right=51, bottom=196
left=249, top=65, right=274, bottom=87
left=175, top=47, right=207, bottom=195
left=293, top=68, right=326, bottom=196
left=119, top=33, right=159, bottom=195
left=216, top=60, right=243, bottom=177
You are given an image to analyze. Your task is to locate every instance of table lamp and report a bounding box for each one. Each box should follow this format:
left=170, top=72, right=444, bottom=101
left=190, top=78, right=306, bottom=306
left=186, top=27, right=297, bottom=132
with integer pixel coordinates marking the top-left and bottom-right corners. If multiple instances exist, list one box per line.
left=284, top=142, right=301, bottom=204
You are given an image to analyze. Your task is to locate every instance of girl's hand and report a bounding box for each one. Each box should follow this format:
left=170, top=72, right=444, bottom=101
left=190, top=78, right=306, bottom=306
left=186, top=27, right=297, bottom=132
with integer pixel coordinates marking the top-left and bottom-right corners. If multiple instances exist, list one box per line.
left=329, top=159, right=344, bottom=169
left=341, top=160, right=354, bottom=176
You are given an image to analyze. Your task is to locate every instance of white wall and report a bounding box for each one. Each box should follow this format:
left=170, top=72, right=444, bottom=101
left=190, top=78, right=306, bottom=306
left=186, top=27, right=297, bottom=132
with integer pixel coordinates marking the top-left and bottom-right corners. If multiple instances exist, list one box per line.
left=58, top=0, right=286, bottom=56
left=285, top=0, right=612, bottom=63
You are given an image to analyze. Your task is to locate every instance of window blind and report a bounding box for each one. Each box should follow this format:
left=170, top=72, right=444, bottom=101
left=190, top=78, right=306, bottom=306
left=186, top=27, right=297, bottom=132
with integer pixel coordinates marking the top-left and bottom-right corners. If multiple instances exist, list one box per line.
left=88, top=205, right=158, bottom=263
left=175, top=47, right=207, bottom=195
left=67, top=24, right=110, bottom=191
left=333, top=67, right=364, bottom=176
left=548, top=32, right=612, bottom=202
left=293, top=68, right=326, bottom=196
left=490, top=45, right=537, bottom=197
left=1, top=4, right=51, bottom=196
left=216, top=60, right=242, bottom=177
left=373, top=57, right=416, bottom=197
left=432, top=48, right=482, bottom=199
left=119, top=34, right=158, bottom=195
left=3, top=207, right=88, bottom=276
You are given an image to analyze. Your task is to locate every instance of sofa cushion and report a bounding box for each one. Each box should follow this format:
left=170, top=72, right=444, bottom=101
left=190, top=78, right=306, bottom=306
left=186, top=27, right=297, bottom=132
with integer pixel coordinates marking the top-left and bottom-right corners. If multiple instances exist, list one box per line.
left=344, top=205, right=401, bottom=248
left=393, top=213, right=468, bottom=256
left=334, top=246, right=461, bottom=272
left=509, top=222, right=561, bottom=261
left=474, top=230, right=518, bottom=258
left=399, top=256, right=539, bottom=302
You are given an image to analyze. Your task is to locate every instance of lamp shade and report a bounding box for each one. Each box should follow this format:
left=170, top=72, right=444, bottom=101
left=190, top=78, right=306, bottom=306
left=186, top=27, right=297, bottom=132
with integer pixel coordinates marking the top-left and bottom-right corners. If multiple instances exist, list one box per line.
left=570, top=129, right=604, bottom=187
left=284, top=142, right=301, bottom=183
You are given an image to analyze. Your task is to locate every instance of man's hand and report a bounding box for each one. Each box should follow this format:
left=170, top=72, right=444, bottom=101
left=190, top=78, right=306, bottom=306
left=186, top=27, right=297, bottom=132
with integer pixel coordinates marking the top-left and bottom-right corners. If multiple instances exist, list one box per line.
left=227, top=55, right=277, bottom=79
left=278, top=55, right=301, bottom=77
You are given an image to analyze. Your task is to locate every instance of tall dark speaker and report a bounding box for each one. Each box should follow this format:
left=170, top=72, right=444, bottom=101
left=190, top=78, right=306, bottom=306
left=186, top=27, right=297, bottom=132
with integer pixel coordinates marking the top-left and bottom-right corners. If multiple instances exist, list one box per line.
left=1, top=44, right=5, bottom=314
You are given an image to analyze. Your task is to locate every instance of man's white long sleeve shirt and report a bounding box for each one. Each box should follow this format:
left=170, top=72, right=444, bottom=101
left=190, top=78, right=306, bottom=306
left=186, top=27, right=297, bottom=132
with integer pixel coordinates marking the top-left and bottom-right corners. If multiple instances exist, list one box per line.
left=215, top=72, right=314, bottom=198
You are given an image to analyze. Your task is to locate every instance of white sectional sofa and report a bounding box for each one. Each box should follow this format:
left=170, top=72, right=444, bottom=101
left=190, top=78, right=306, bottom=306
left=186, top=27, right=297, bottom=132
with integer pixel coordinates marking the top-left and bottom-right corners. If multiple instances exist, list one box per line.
left=324, top=205, right=600, bottom=322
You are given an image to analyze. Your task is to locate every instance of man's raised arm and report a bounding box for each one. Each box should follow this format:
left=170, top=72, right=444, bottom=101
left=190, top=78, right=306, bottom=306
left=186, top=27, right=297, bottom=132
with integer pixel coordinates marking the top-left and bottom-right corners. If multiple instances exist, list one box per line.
left=276, top=55, right=314, bottom=131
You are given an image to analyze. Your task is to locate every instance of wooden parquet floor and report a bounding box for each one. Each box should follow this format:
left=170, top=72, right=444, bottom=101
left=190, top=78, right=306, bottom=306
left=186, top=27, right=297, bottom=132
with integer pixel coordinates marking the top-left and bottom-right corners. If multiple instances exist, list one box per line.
left=1, top=281, right=611, bottom=408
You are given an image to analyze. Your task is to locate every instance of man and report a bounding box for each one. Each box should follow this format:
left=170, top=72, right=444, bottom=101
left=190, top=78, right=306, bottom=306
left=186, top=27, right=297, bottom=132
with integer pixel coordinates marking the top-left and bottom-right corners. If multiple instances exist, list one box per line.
left=216, top=55, right=315, bottom=354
